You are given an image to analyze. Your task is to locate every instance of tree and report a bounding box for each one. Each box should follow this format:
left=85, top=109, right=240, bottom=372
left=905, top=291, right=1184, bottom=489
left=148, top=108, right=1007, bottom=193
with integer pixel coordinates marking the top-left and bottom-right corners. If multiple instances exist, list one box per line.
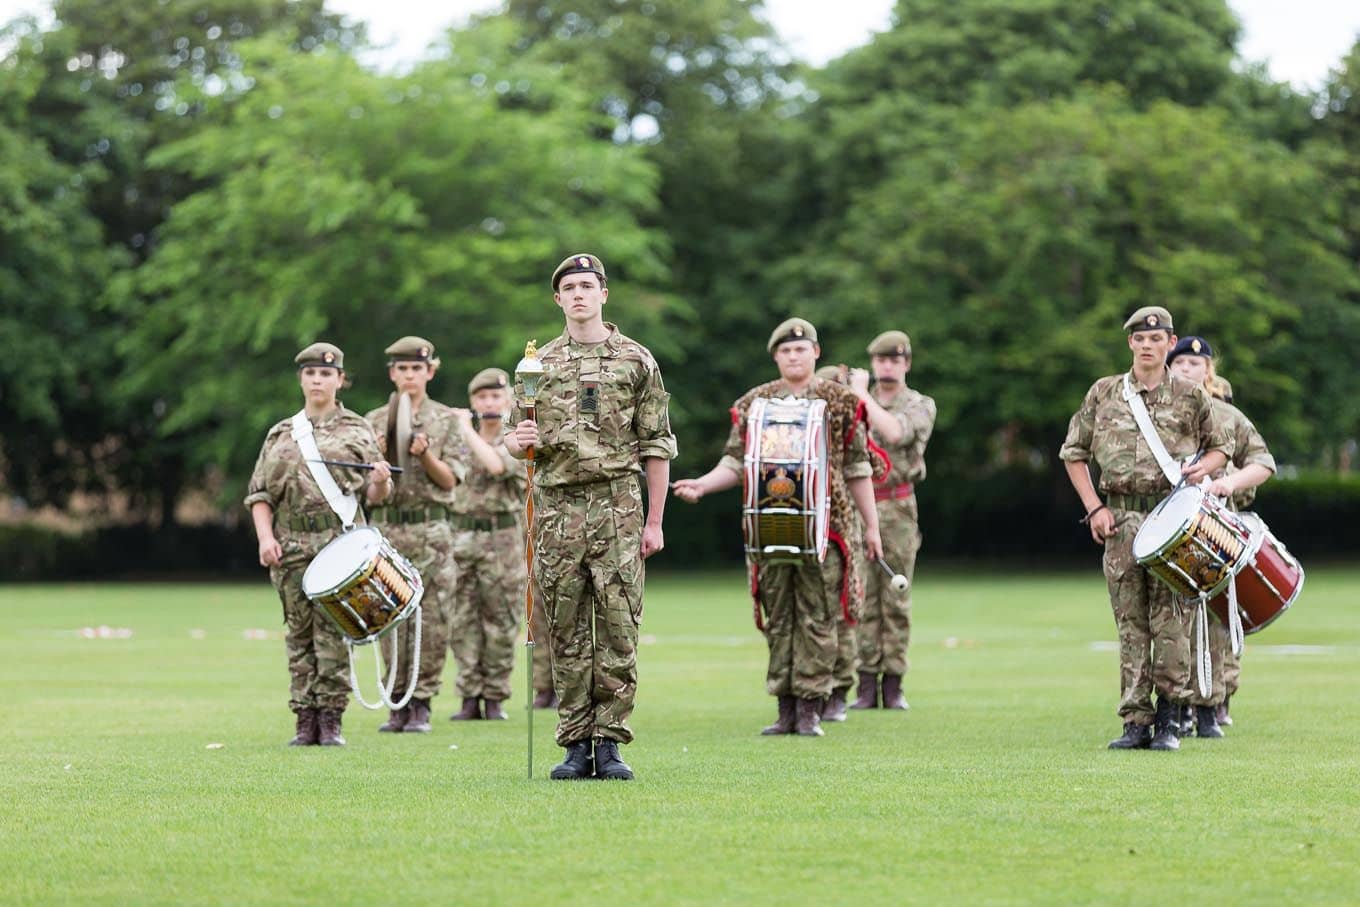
left=112, top=28, right=671, bottom=505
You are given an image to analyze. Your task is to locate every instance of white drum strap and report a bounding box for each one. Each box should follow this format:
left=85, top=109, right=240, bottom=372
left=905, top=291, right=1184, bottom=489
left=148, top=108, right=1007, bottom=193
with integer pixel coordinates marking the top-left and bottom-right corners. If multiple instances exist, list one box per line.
left=1227, top=575, right=1245, bottom=657
left=291, top=411, right=359, bottom=529
left=1193, top=596, right=1213, bottom=699
left=346, top=605, right=421, bottom=710
left=1122, top=375, right=1184, bottom=487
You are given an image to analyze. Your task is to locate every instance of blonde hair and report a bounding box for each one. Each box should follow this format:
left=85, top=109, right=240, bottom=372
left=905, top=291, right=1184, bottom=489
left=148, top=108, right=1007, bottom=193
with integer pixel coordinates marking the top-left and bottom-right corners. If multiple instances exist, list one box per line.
left=1202, top=358, right=1230, bottom=401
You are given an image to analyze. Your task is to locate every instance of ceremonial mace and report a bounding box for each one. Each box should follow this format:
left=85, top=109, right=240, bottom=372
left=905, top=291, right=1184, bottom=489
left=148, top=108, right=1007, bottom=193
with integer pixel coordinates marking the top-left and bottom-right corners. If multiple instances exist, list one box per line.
left=515, top=340, right=546, bottom=780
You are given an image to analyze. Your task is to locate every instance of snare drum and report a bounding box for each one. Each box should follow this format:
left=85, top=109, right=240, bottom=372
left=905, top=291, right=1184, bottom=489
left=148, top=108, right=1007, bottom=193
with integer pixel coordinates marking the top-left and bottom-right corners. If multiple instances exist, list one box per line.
left=1132, top=485, right=1252, bottom=598
left=301, top=527, right=424, bottom=644
left=742, top=396, right=829, bottom=563
left=1208, top=512, right=1304, bottom=634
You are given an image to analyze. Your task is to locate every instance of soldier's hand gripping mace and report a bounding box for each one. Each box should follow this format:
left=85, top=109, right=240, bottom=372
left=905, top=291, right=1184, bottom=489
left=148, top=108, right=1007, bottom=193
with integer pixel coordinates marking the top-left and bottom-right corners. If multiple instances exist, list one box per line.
left=876, top=557, right=909, bottom=592
left=516, top=340, right=546, bottom=780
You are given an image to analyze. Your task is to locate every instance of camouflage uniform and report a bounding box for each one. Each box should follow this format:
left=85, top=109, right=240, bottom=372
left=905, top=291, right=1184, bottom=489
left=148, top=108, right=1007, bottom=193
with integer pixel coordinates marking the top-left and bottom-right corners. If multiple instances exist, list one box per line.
left=449, top=434, right=528, bottom=704
left=859, top=384, right=936, bottom=677
left=513, top=323, right=676, bottom=746
left=1059, top=368, right=1231, bottom=725
left=1196, top=397, right=1276, bottom=707
left=245, top=405, right=382, bottom=715
left=363, top=397, right=466, bottom=703
left=722, top=378, right=872, bottom=701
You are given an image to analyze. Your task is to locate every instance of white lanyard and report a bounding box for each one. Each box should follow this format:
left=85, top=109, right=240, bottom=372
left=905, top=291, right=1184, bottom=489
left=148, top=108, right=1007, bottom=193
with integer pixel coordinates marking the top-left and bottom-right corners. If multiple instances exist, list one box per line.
left=290, top=411, right=358, bottom=529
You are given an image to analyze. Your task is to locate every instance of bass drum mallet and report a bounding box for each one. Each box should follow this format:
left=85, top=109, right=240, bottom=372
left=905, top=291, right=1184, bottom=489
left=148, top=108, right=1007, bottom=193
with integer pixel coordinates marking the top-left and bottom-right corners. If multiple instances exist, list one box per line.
left=876, top=557, right=909, bottom=592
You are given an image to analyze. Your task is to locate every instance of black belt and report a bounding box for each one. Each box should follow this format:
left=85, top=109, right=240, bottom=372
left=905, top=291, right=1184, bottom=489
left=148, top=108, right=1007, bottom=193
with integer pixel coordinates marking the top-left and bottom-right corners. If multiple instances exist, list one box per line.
left=286, top=512, right=343, bottom=532
left=368, top=504, right=454, bottom=525
left=1105, top=493, right=1162, bottom=513
left=450, top=512, right=518, bottom=532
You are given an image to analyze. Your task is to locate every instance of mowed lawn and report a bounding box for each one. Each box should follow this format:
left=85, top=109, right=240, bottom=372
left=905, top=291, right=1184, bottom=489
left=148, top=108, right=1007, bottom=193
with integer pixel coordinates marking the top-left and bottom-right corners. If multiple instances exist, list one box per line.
left=1, top=566, right=1357, bottom=905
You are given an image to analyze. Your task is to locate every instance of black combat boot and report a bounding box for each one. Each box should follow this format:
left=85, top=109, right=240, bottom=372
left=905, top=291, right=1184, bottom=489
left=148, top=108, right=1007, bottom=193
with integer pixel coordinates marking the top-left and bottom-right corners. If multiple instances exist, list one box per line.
left=549, top=740, right=594, bottom=780
left=795, top=698, right=825, bottom=737
left=317, top=708, right=347, bottom=747
left=822, top=688, right=849, bottom=722
left=1149, top=698, right=1181, bottom=751
left=289, top=708, right=319, bottom=746
left=483, top=699, right=508, bottom=720
left=378, top=707, right=408, bottom=733
left=593, top=739, right=634, bottom=781
left=1107, top=722, right=1153, bottom=749
left=881, top=673, right=909, bottom=711
left=761, top=696, right=797, bottom=735
left=449, top=697, right=481, bottom=721
left=404, top=698, right=432, bottom=733
left=532, top=688, right=559, bottom=709
left=1178, top=703, right=1195, bottom=737
left=1195, top=705, right=1224, bottom=738
left=850, top=671, right=879, bottom=710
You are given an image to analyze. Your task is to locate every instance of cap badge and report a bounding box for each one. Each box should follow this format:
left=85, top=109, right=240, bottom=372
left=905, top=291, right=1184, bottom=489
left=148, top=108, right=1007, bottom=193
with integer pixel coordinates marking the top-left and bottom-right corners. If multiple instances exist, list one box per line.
left=1148, top=315, right=1159, bottom=326
left=419, top=346, right=429, bottom=357
left=322, top=351, right=335, bottom=363
left=1191, top=339, right=1201, bottom=353
left=577, top=256, right=592, bottom=268
left=793, top=326, right=803, bottom=337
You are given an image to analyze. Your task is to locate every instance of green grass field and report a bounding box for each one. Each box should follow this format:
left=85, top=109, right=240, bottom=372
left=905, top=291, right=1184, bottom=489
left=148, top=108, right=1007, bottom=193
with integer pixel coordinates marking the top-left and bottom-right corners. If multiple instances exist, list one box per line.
left=2, top=567, right=1357, bottom=905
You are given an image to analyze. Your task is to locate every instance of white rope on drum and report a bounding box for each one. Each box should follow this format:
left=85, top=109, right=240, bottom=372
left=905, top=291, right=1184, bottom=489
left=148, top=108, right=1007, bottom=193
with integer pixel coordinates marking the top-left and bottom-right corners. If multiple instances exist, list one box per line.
left=1227, top=575, right=1245, bottom=657
left=346, top=604, right=422, bottom=710
left=1194, top=595, right=1213, bottom=699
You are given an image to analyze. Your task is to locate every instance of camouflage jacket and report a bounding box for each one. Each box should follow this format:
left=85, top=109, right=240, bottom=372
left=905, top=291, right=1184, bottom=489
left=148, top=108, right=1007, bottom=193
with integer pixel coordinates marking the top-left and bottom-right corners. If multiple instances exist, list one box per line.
left=870, top=385, right=936, bottom=486
left=244, top=405, right=380, bottom=566
left=511, top=323, right=677, bottom=488
left=452, top=434, right=527, bottom=516
left=363, top=395, right=466, bottom=508
left=1212, top=397, right=1276, bottom=511
left=1059, top=368, right=1233, bottom=497
left=721, top=377, right=872, bottom=610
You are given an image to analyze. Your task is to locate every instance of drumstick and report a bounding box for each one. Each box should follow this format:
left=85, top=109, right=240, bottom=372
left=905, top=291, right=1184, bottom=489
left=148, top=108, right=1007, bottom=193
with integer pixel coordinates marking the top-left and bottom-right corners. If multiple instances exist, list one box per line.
left=876, top=557, right=909, bottom=592
left=307, top=458, right=404, bottom=474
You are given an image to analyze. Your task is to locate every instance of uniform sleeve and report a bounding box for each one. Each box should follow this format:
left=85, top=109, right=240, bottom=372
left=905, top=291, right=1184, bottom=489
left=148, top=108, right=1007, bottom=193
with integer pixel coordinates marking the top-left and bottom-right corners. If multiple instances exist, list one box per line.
left=718, top=402, right=746, bottom=474
left=1234, top=416, right=1276, bottom=473
left=1058, top=384, right=1097, bottom=462
left=243, top=434, right=276, bottom=510
left=904, top=396, right=937, bottom=448
left=441, top=424, right=469, bottom=484
left=843, top=410, right=873, bottom=479
left=1197, top=388, right=1234, bottom=459
left=634, top=360, right=677, bottom=461
left=497, top=444, right=528, bottom=481
left=346, top=419, right=383, bottom=497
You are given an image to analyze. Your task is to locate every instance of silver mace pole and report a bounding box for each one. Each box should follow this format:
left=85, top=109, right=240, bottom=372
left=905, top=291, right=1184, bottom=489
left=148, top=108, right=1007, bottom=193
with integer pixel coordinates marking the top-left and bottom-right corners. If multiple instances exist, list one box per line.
left=517, top=340, right=545, bottom=780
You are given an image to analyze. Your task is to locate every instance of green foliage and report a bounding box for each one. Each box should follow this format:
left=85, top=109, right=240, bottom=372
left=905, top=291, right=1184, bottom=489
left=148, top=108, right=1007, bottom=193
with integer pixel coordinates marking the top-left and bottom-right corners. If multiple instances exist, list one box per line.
left=777, top=86, right=1357, bottom=471
left=112, top=29, right=670, bottom=493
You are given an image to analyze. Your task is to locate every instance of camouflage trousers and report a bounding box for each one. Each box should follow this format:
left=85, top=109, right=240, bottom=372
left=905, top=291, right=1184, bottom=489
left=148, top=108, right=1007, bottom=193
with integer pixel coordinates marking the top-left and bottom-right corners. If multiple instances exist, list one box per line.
left=1103, top=508, right=1195, bottom=724
left=533, top=476, right=645, bottom=746
left=450, top=524, right=525, bottom=703
left=529, top=587, right=554, bottom=693
left=758, top=547, right=845, bottom=700
left=272, top=564, right=350, bottom=713
left=831, top=613, right=857, bottom=693
left=856, top=495, right=921, bottom=676
left=374, top=522, right=457, bottom=702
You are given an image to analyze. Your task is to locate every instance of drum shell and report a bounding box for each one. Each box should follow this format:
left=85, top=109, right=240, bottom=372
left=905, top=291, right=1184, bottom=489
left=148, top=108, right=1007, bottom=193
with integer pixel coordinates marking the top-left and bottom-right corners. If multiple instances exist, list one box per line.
left=742, top=397, right=829, bottom=563
left=1133, top=487, right=1250, bottom=599
left=1209, top=528, right=1304, bottom=635
left=302, top=528, right=424, bottom=644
